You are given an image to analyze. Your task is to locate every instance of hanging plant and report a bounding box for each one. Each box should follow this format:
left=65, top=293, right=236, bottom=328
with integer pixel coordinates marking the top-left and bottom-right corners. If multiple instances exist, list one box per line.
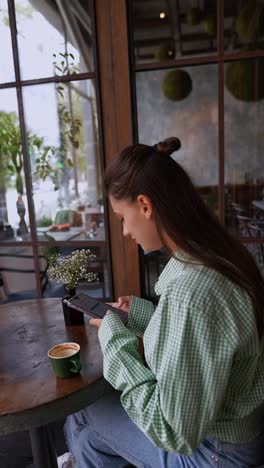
left=162, top=69, right=192, bottom=101
left=186, top=7, right=203, bottom=26
left=155, top=42, right=175, bottom=61
left=235, top=0, right=264, bottom=44
left=225, top=59, right=264, bottom=102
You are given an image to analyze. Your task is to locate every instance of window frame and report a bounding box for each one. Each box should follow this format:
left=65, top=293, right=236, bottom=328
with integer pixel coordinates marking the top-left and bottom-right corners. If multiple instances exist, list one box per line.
left=0, top=0, right=119, bottom=299
left=127, top=0, right=264, bottom=248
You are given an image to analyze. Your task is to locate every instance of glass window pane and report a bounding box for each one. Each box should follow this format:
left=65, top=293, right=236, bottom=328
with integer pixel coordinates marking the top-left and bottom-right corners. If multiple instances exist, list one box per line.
left=23, top=79, right=105, bottom=243
left=0, top=89, right=32, bottom=242
left=224, top=57, right=264, bottom=273
left=131, top=0, right=218, bottom=65
left=224, top=1, right=264, bottom=54
left=137, top=64, right=218, bottom=198
left=0, top=0, right=15, bottom=83
left=136, top=63, right=218, bottom=298
left=15, top=0, right=94, bottom=80
left=0, top=245, right=38, bottom=302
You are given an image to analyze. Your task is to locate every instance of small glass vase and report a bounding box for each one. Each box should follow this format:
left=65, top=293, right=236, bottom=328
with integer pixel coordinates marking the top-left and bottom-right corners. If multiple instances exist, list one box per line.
left=62, top=287, right=84, bottom=326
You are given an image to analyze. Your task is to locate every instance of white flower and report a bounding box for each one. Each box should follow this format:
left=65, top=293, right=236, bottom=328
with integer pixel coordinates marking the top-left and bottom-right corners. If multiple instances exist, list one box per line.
left=48, top=249, right=98, bottom=290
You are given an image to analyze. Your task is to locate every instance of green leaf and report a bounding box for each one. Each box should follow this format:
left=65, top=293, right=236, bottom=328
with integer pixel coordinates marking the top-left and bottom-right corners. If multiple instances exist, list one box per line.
left=7, top=164, right=15, bottom=174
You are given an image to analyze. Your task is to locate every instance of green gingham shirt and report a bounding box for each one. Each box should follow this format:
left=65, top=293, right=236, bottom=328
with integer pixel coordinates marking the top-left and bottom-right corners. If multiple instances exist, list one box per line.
left=98, top=249, right=264, bottom=454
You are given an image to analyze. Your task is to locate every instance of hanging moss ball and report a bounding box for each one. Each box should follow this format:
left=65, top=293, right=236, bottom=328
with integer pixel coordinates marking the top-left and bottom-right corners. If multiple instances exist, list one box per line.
left=162, top=70, right=192, bottom=101
left=225, top=60, right=264, bottom=102
left=155, top=42, right=175, bottom=61
left=186, top=7, right=203, bottom=26
left=204, top=15, right=217, bottom=37
left=235, top=0, right=264, bottom=43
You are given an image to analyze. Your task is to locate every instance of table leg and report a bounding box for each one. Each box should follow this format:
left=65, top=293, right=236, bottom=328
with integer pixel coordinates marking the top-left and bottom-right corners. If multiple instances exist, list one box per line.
left=29, top=426, right=58, bottom=468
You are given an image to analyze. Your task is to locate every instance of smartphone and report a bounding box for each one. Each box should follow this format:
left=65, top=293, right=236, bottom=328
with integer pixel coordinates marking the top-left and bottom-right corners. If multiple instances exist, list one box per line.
left=65, top=293, right=128, bottom=323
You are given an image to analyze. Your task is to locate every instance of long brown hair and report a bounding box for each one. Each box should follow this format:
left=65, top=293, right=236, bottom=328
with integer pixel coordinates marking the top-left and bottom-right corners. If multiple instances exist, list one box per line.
left=104, top=137, right=264, bottom=338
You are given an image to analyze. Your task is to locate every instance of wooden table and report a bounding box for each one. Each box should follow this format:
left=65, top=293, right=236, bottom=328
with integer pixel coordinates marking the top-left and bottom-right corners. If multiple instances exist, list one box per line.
left=0, top=298, right=112, bottom=468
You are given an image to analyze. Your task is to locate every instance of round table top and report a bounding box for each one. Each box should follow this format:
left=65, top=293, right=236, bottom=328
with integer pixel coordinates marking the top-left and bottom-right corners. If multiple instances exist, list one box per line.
left=0, top=298, right=112, bottom=435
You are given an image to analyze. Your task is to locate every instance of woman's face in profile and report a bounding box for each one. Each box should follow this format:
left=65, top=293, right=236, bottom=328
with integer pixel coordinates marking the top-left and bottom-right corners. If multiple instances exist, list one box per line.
left=109, top=195, right=163, bottom=252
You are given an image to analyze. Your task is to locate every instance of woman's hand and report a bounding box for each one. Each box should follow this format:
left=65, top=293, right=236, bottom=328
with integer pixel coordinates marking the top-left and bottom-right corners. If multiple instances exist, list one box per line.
left=90, top=296, right=132, bottom=329
left=109, top=295, right=132, bottom=313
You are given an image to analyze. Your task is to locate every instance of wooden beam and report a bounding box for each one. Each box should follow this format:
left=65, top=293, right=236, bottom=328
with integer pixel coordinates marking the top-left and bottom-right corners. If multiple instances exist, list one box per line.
left=95, top=0, right=141, bottom=299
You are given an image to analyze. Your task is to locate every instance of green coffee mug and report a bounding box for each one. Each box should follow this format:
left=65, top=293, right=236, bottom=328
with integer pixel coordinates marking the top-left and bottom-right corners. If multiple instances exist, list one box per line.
left=48, top=342, right=81, bottom=378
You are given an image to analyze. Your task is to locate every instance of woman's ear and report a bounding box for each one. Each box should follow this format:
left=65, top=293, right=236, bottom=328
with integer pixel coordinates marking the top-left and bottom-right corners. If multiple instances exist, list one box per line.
left=137, top=194, right=153, bottom=219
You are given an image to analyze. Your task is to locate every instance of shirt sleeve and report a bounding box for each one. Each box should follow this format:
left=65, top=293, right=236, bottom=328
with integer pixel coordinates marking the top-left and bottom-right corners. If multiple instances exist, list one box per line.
left=126, top=296, right=156, bottom=336
left=98, top=290, right=234, bottom=454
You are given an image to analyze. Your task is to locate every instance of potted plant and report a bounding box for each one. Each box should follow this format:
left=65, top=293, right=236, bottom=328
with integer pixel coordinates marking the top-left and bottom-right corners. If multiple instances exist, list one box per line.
left=49, top=249, right=98, bottom=325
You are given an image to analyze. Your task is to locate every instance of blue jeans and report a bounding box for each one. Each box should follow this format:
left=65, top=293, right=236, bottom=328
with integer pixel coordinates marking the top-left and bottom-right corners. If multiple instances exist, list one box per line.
left=64, top=392, right=264, bottom=467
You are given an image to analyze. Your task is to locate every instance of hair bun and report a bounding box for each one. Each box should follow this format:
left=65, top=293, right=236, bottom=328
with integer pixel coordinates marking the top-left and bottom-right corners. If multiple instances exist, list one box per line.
left=153, top=137, right=181, bottom=156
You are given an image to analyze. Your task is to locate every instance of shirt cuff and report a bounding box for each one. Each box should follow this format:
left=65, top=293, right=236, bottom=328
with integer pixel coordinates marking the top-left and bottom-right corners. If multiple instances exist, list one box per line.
left=98, top=312, right=131, bottom=354
left=127, top=296, right=155, bottom=336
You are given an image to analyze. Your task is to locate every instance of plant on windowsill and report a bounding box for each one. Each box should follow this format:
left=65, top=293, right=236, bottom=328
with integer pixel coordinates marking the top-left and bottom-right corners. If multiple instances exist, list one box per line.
left=49, top=249, right=98, bottom=325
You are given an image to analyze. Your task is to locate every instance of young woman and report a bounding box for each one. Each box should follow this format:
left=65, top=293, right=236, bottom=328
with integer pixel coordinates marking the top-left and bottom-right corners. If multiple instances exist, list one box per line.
left=64, top=138, right=264, bottom=467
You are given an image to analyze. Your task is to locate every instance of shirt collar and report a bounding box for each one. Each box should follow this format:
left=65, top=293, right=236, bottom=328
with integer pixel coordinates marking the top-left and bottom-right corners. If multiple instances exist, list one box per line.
left=154, top=248, right=201, bottom=296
